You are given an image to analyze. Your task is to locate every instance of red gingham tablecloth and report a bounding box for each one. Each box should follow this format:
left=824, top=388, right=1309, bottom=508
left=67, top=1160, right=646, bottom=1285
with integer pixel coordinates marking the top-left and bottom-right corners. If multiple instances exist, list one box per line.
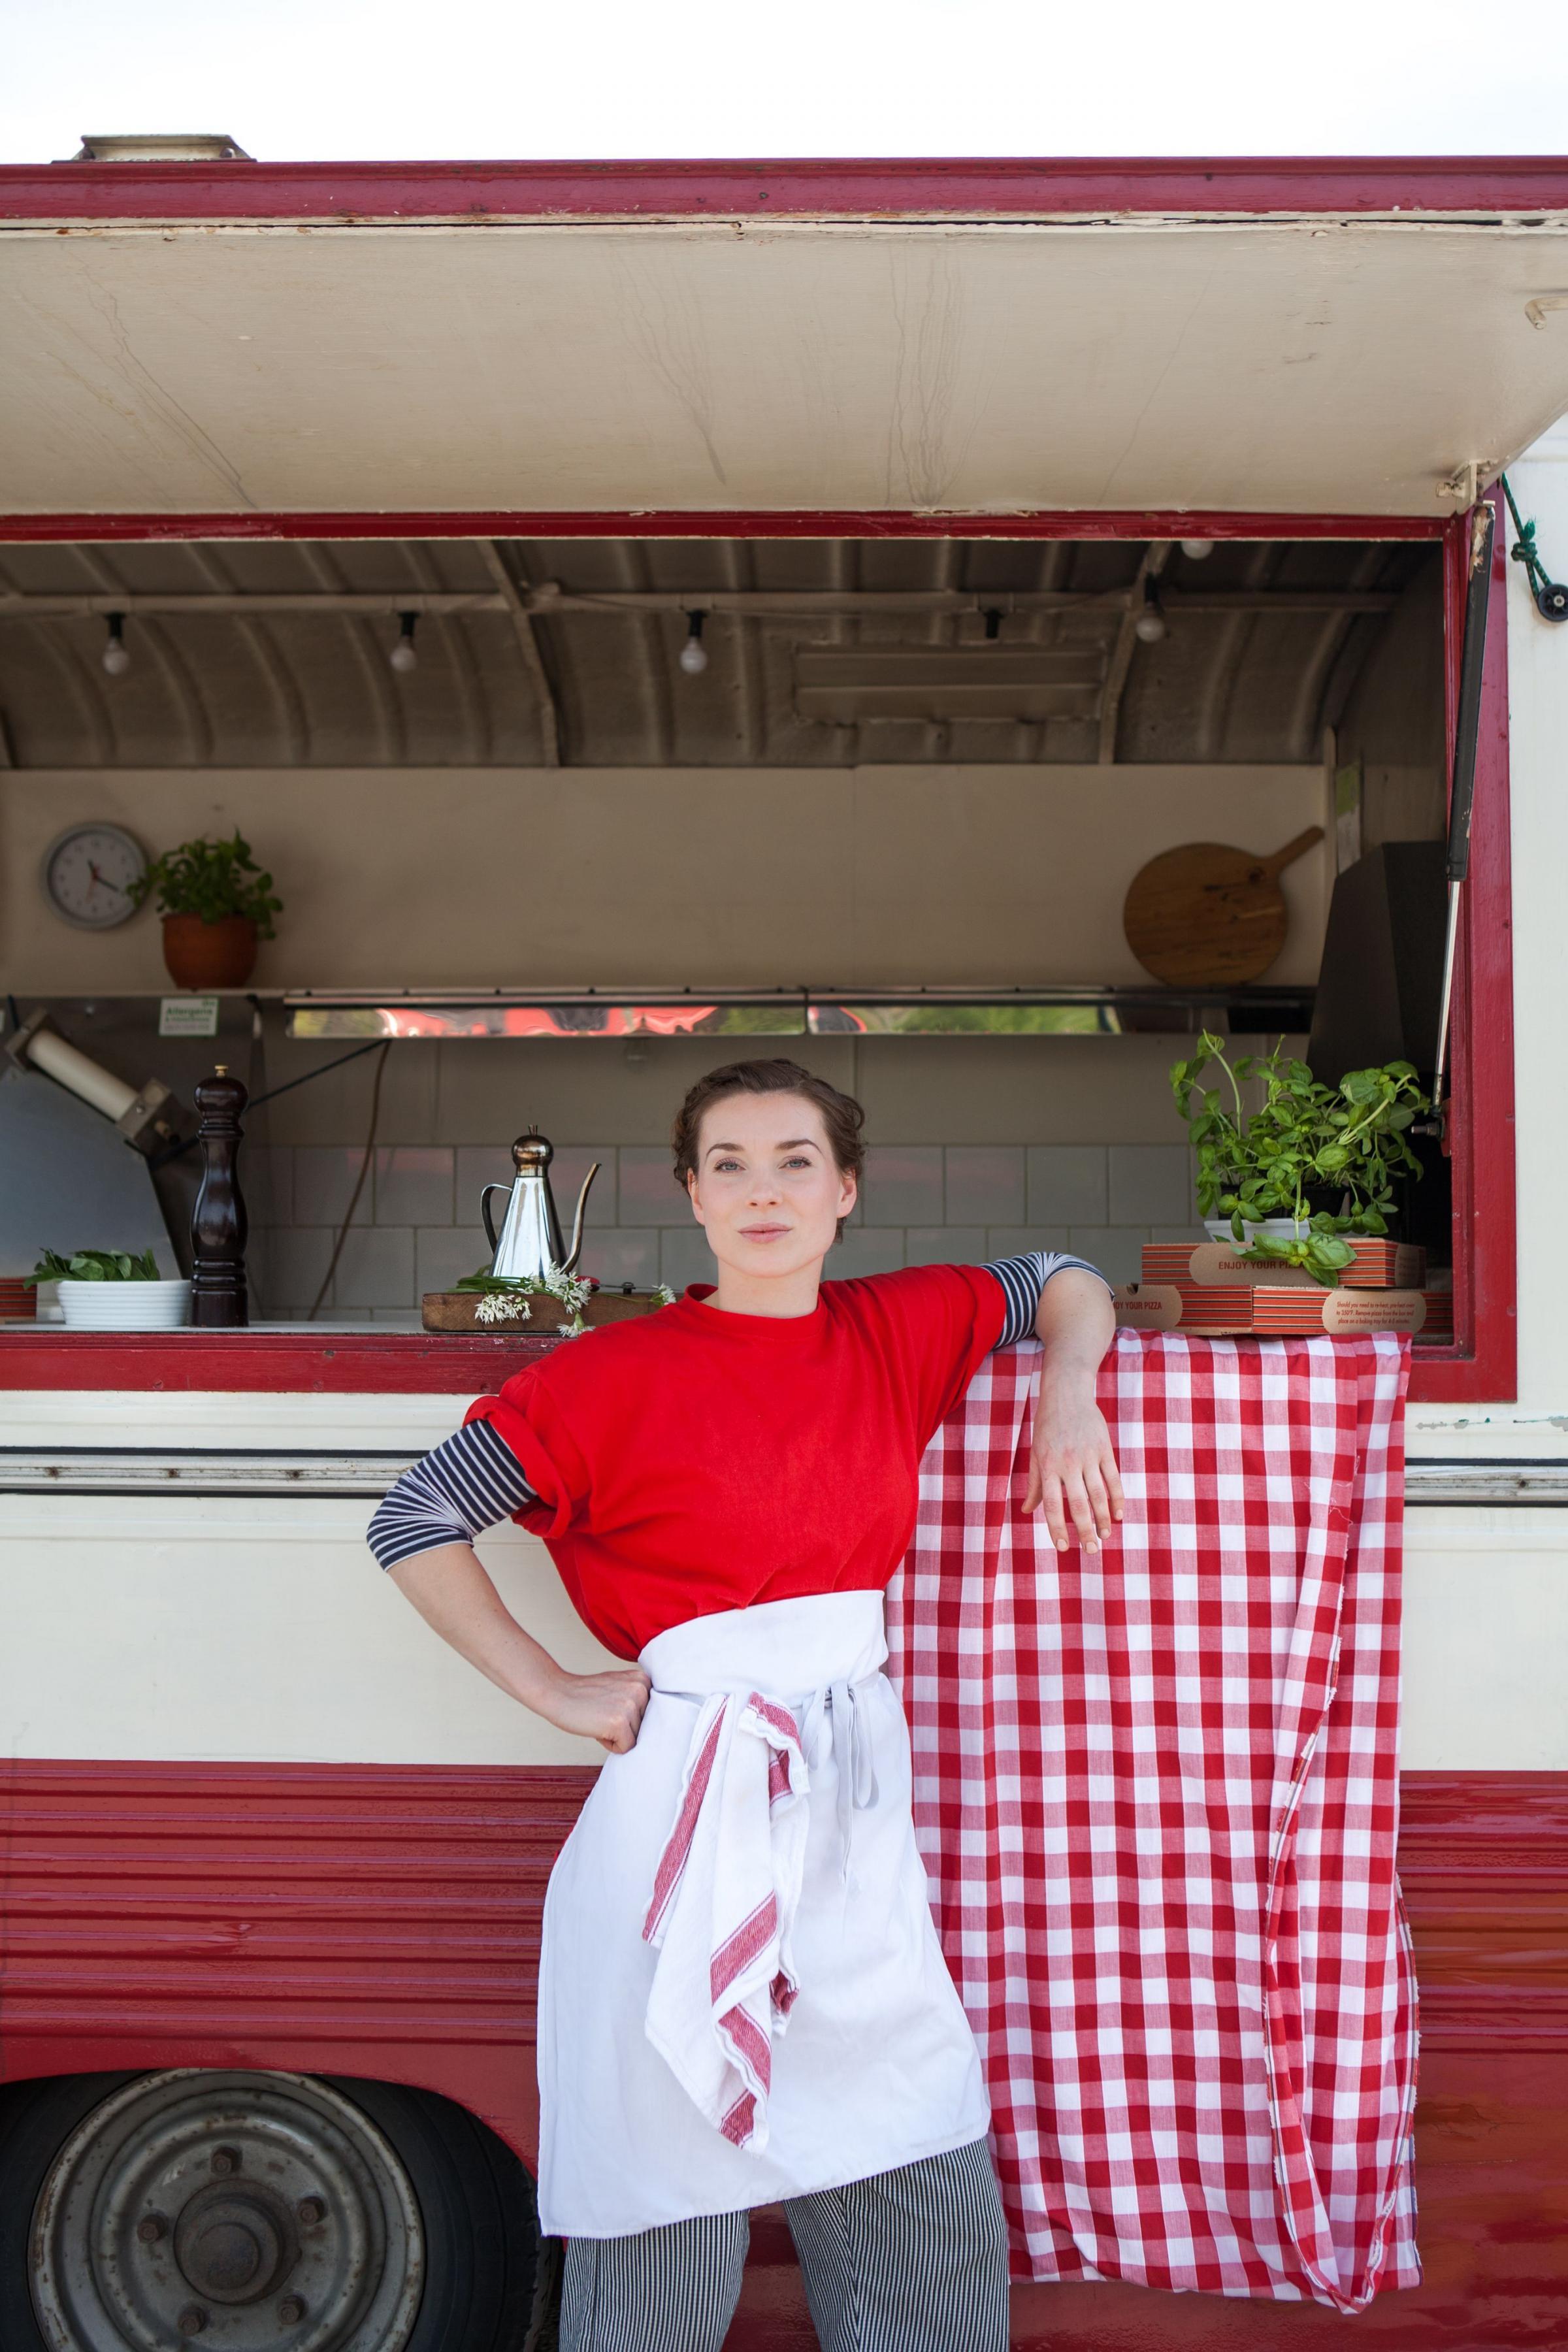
left=887, top=1330, right=1419, bottom=2310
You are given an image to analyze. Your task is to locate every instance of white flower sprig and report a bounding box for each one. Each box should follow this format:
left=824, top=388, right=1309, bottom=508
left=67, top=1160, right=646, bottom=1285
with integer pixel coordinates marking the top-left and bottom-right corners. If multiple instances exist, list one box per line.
left=464, top=1269, right=671, bottom=1338
left=474, top=1290, right=534, bottom=1326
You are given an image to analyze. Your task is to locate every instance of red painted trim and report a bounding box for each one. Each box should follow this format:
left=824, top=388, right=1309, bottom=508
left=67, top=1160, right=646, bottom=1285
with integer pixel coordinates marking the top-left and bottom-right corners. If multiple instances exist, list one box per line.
left=0, top=1329, right=557, bottom=1392
left=5, top=155, right=1568, bottom=224
left=0, top=510, right=1450, bottom=544
left=0, top=1322, right=1480, bottom=1393
left=1408, top=498, right=1516, bottom=1404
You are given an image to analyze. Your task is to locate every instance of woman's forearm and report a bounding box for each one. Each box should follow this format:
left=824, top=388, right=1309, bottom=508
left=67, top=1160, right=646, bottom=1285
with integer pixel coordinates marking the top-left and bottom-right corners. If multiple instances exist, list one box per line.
left=389, top=1543, right=566, bottom=1711
left=1025, top=1267, right=1124, bottom=1544
left=386, top=1543, right=653, bottom=1753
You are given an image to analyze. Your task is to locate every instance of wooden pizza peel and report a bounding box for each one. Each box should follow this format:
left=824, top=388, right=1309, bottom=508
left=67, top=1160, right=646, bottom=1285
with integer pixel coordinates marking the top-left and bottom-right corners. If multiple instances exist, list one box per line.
left=1122, top=827, right=1325, bottom=985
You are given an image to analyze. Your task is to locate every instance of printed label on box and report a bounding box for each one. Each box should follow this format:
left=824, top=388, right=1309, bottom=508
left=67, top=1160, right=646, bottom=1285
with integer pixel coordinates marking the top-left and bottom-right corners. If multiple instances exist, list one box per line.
left=1319, top=1289, right=1428, bottom=1334
left=159, top=995, right=220, bottom=1038
left=1113, top=1284, right=1183, bottom=1330
left=1186, top=1245, right=1315, bottom=1288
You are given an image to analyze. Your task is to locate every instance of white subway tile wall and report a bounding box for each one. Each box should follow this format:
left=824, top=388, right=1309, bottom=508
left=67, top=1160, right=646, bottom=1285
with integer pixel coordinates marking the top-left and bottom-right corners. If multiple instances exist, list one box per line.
left=1107, top=1143, right=1193, bottom=1227
left=373, top=1147, right=455, bottom=1227
left=247, top=1140, right=1198, bottom=1316
left=861, top=1147, right=945, bottom=1226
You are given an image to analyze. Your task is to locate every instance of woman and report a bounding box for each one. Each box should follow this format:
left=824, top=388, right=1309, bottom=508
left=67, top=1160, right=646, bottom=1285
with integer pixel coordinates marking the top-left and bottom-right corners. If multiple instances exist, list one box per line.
left=369, top=1058, right=1122, bottom=2352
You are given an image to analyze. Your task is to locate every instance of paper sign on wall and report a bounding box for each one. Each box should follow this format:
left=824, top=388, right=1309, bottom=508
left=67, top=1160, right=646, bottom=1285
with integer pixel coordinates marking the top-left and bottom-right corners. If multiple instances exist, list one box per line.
left=159, top=996, right=220, bottom=1037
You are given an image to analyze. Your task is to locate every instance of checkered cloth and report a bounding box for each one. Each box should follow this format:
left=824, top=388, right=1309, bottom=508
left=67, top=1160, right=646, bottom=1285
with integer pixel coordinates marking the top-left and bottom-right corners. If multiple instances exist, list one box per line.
left=886, top=1330, right=1419, bottom=2310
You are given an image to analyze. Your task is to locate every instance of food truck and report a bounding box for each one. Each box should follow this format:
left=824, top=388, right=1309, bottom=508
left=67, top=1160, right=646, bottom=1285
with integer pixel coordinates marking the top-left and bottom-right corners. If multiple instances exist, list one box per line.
left=0, top=147, right=1565, bottom=2349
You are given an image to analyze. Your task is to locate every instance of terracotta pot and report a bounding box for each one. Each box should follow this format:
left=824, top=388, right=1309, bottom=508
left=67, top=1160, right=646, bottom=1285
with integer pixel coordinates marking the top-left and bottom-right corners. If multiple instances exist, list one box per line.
left=161, top=914, right=259, bottom=989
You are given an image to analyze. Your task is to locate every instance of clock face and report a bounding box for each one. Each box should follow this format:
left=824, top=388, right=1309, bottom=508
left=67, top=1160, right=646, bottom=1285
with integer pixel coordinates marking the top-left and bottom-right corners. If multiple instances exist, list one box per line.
left=41, top=824, right=148, bottom=930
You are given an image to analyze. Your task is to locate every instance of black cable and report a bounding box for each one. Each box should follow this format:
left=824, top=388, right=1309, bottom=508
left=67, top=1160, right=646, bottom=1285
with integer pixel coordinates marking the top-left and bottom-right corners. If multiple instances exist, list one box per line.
left=247, top=1037, right=390, bottom=1113
left=308, top=1042, right=391, bottom=1321
left=149, top=1037, right=392, bottom=1169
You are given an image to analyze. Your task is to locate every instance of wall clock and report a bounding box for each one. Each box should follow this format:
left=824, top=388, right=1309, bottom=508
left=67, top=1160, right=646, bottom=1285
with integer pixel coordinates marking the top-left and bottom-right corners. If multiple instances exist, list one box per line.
left=40, top=823, right=149, bottom=930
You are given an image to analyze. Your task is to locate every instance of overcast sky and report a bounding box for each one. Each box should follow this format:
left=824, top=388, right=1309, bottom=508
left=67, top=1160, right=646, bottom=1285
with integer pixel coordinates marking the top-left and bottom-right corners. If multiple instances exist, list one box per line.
left=4, top=0, right=1567, bottom=163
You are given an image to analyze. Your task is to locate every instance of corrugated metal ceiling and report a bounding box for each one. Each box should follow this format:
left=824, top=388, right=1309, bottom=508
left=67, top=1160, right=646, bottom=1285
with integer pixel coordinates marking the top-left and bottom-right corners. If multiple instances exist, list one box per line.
left=0, top=536, right=1436, bottom=768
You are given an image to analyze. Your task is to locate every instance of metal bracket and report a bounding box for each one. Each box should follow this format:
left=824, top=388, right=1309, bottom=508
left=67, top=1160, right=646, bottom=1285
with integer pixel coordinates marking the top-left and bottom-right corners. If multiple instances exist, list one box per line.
left=116, top=1077, right=181, bottom=1155
left=1437, top=459, right=1497, bottom=506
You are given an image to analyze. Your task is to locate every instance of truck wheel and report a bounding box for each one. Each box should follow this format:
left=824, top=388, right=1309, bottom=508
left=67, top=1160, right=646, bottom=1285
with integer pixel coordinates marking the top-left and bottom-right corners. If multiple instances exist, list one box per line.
left=0, top=2068, right=539, bottom=2352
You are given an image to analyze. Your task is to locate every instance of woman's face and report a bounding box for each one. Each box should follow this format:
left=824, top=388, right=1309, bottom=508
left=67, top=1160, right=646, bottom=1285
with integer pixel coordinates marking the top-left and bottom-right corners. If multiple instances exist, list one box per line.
left=686, top=1092, right=857, bottom=1283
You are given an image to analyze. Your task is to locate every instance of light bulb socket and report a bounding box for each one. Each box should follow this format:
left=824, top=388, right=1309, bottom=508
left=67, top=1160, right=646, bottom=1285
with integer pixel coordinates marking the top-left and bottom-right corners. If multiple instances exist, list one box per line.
left=1134, top=577, right=1168, bottom=644
left=389, top=612, right=419, bottom=673
left=679, top=611, right=708, bottom=675
left=100, top=613, right=131, bottom=676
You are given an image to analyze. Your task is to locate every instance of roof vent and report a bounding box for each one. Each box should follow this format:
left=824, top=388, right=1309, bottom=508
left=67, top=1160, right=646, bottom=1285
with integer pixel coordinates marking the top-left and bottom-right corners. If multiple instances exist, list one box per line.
left=69, top=134, right=252, bottom=162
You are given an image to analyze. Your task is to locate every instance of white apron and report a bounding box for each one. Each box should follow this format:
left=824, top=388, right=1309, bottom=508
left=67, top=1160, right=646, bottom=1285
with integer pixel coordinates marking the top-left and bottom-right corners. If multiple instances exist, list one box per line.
left=536, top=1588, right=991, bottom=2239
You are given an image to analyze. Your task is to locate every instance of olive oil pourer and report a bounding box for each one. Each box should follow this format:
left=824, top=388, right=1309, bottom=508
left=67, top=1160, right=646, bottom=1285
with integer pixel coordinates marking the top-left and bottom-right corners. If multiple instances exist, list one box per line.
left=482, top=1130, right=600, bottom=1284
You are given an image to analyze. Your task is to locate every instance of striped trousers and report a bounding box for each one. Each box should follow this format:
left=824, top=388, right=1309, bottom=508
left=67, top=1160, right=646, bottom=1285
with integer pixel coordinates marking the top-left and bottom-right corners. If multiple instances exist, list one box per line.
left=559, top=2136, right=1009, bottom=2352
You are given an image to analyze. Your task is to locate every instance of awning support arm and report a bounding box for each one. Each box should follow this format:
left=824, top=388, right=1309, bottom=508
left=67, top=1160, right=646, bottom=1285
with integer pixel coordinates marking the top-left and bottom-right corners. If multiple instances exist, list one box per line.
left=1431, top=501, right=1495, bottom=1109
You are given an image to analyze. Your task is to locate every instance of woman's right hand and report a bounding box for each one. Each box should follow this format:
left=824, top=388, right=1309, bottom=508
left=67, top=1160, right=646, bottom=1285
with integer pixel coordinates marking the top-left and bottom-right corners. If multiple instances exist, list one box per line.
left=540, top=1665, right=653, bottom=1754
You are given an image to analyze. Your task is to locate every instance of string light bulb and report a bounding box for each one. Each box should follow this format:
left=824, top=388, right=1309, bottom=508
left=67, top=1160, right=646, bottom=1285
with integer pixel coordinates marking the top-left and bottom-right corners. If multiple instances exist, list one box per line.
left=679, top=612, right=708, bottom=676
left=1133, top=578, right=1168, bottom=644
left=1180, top=538, right=1215, bottom=561
left=100, top=613, right=131, bottom=676
left=389, top=612, right=419, bottom=674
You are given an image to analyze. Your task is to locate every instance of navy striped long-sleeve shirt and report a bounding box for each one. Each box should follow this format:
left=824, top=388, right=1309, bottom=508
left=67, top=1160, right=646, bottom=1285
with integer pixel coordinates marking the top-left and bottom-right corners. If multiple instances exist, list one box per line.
left=368, top=1250, right=1104, bottom=1573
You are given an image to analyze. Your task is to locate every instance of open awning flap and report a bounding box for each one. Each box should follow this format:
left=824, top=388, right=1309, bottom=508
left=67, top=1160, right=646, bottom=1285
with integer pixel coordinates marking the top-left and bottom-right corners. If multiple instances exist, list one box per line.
left=3, top=209, right=1568, bottom=519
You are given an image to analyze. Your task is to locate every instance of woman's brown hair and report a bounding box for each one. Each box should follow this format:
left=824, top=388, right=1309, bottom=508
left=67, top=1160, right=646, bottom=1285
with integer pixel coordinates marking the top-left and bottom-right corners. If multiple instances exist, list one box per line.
left=672, top=1059, right=866, bottom=1240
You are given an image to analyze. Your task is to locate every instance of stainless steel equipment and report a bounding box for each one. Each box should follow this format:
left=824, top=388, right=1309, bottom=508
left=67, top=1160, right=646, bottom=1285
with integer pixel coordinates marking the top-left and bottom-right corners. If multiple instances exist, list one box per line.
left=5, top=1007, right=181, bottom=1154
left=481, top=1130, right=599, bottom=1284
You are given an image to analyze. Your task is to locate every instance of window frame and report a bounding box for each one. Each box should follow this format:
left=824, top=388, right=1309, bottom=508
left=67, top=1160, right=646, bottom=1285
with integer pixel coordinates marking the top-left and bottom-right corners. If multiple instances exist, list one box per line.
left=0, top=501, right=1511, bottom=1404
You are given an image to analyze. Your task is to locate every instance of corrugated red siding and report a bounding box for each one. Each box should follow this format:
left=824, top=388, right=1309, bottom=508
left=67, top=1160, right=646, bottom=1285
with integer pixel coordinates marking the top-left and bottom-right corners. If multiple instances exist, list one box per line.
left=1, top=1765, right=1563, bottom=2346
left=0, top=1760, right=590, bottom=2159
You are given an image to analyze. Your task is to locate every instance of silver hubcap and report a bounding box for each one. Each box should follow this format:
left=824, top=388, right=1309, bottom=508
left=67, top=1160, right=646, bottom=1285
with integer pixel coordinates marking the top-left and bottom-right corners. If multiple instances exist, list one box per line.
left=29, top=2070, right=424, bottom=2352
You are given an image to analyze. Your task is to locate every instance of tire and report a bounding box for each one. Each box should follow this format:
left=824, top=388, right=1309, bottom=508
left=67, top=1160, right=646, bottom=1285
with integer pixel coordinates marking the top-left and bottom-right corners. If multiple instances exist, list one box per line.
left=0, top=2068, right=539, bottom=2352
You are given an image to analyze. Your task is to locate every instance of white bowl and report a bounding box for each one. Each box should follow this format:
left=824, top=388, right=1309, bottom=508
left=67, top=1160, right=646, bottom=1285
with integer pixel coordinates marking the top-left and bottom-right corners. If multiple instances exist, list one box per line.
left=57, top=1278, right=191, bottom=1330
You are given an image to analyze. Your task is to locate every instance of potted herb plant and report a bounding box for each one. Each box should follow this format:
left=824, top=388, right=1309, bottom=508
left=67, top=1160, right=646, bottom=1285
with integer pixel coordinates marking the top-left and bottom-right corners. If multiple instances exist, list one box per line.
left=28, top=1249, right=189, bottom=1330
left=1170, top=1034, right=1429, bottom=1285
left=129, top=830, right=283, bottom=989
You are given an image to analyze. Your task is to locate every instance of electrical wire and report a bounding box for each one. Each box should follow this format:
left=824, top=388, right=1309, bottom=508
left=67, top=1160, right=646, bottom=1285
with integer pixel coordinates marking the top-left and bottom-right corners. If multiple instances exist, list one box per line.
left=149, top=1037, right=391, bottom=1169
left=307, top=1042, right=390, bottom=1322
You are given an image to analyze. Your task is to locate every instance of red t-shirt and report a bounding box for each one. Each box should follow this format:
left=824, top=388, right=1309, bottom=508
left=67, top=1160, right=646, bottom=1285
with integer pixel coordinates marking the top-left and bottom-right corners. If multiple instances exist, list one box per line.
left=465, top=1264, right=1006, bottom=1659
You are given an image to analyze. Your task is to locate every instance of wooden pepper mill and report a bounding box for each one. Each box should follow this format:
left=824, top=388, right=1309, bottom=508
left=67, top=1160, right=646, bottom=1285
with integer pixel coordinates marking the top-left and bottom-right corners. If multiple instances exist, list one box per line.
left=190, top=1064, right=250, bottom=1328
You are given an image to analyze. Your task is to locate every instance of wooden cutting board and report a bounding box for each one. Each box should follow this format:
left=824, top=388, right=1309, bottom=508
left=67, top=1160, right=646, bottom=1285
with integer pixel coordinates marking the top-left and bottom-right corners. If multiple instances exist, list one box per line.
left=1122, top=827, right=1324, bottom=985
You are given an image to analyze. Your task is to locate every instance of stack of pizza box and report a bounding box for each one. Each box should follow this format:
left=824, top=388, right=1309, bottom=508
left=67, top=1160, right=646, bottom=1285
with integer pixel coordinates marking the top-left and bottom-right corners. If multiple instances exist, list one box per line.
left=1114, top=1237, right=1453, bottom=1338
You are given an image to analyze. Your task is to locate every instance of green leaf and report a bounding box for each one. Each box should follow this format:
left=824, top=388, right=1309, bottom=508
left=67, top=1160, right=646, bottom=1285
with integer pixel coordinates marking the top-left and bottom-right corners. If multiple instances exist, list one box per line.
left=29, top=1246, right=161, bottom=1282
left=130, top=828, right=286, bottom=938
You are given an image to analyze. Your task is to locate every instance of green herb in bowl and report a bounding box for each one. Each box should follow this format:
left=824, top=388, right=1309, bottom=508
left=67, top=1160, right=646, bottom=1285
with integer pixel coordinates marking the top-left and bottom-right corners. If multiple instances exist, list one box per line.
left=29, top=1249, right=163, bottom=1284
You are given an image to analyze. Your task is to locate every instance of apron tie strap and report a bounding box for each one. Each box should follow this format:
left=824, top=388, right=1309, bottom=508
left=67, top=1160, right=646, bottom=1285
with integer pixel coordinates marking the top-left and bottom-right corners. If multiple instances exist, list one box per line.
left=817, top=1678, right=881, bottom=1882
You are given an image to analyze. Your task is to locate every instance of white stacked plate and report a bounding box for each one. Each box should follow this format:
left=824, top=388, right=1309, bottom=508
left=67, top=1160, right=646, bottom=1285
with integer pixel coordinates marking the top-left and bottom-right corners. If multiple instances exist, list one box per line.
left=57, top=1279, right=191, bottom=1330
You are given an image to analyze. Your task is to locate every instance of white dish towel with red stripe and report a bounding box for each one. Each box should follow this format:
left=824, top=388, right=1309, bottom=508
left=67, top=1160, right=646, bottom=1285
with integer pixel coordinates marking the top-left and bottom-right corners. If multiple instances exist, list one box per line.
left=641, top=1685, right=811, bottom=2151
